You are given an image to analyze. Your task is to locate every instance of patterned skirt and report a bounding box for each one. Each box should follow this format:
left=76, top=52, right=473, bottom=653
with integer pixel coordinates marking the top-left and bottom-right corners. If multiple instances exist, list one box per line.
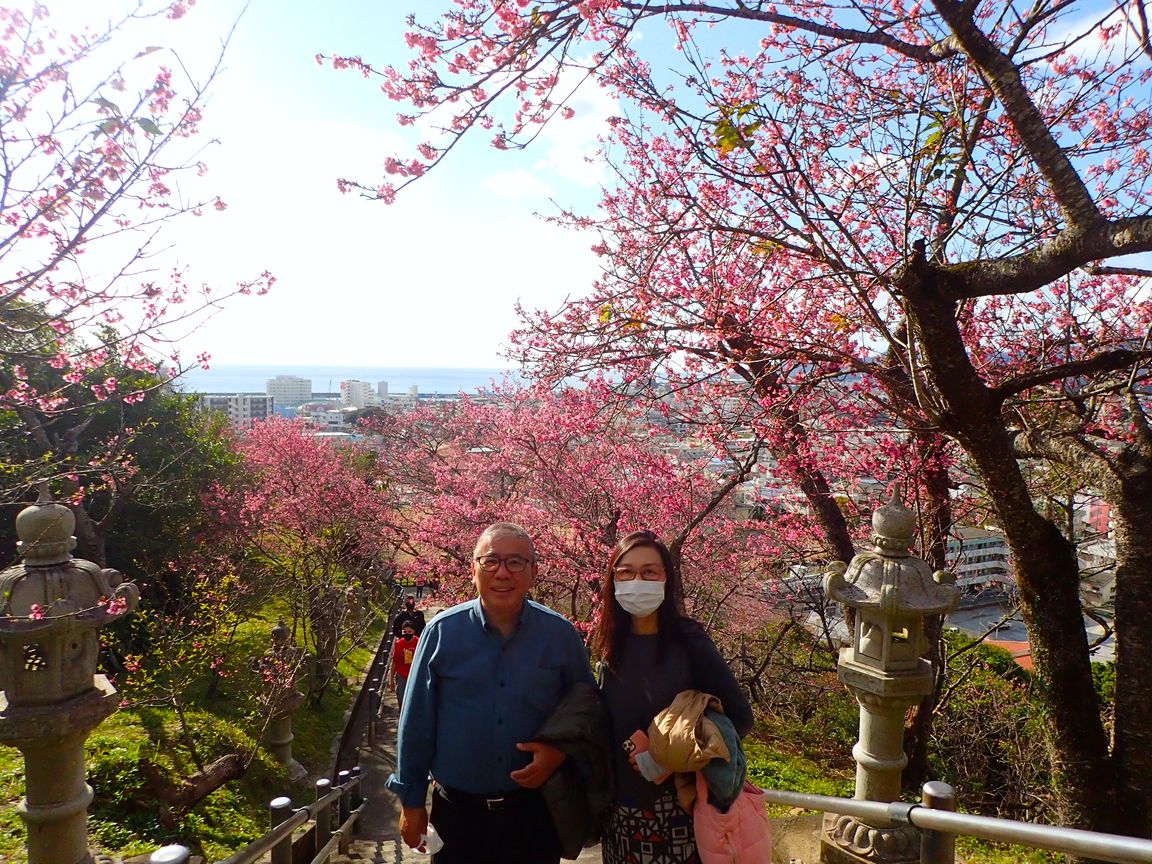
left=601, top=786, right=701, bottom=864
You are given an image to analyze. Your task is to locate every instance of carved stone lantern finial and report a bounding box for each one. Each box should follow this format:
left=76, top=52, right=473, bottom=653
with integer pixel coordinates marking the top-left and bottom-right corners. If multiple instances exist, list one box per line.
left=0, top=487, right=140, bottom=864
left=820, top=488, right=960, bottom=864
left=15, top=481, right=77, bottom=567
left=871, top=485, right=916, bottom=557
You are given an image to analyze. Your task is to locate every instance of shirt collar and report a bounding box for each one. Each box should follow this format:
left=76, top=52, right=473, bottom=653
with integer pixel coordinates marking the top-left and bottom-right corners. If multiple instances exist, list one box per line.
left=470, top=597, right=532, bottom=635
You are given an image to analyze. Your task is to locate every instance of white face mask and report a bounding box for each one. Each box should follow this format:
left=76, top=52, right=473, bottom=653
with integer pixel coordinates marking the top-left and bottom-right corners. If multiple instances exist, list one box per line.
left=615, top=580, right=666, bottom=617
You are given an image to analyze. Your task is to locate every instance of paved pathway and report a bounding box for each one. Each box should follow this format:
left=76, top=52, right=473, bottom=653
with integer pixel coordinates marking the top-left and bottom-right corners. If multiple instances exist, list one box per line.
left=336, top=603, right=602, bottom=863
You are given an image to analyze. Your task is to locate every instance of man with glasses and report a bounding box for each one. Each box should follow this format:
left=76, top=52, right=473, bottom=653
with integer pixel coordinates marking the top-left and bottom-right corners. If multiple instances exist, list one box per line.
left=386, top=522, right=595, bottom=864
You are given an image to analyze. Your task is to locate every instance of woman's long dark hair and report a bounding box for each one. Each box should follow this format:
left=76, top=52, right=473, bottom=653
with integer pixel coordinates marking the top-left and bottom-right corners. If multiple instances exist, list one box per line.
left=590, top=530, right=686, bottom=669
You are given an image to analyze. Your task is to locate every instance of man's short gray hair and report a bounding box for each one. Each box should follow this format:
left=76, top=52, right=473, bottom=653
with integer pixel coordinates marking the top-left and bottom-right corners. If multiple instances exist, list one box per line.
left=474, top=522, right=537, bottom=560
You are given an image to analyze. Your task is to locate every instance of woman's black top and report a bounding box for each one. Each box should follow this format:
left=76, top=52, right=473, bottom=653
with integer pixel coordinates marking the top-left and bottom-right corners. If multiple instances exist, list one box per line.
left=600, top=618, right=753, bottom=807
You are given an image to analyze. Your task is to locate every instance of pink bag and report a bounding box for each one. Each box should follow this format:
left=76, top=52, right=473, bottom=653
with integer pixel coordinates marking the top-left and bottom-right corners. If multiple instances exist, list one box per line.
left=693, top=770, right=773, bottom=864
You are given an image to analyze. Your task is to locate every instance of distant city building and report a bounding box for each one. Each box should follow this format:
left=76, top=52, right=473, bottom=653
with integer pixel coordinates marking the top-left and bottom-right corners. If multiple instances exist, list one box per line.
left=946, top=527, right=1013, bottom=590
left=266, top=374, right=312, bottom=407
left=1078, top=537, right=1116, bottom=613
left=1073, top=493, right=1112, bottom=538
left=298, top=401, right=355, bottom=431
left=201, top=394, right=274, bottom=428
left=310, top=430, right=357, bottom=447
left=340, top=379, right=386, bottom=409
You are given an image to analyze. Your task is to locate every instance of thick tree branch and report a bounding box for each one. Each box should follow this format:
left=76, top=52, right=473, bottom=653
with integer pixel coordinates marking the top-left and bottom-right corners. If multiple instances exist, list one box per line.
left=943, top=217, right=1152, bottom=299
left=617, top=1, right=961, bottom=62
left=930, top=0, right=1101, bottom=227
left=991, top=348, right=1152, bottom=404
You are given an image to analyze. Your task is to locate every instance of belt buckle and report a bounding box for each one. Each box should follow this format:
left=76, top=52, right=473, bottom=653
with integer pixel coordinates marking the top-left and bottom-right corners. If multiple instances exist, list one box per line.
left=485, top=796, right=507, bottom=811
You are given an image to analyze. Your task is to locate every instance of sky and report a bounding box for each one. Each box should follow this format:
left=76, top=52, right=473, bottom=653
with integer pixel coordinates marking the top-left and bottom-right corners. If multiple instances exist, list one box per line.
left=40, top=0, right=618, bottom=369
left=33, top=2, right=1148, bottom=372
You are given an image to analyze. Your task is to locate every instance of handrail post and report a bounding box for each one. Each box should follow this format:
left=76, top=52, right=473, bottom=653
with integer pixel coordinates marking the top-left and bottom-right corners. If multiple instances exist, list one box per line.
left=270, top=796, right=293, bottom=864
left=920, top=781, right=957, bottom=864
left=337, top=769, right=353, bottom=854
left=351, top=765, right=363, bottom=810
left=338, top=770, right=352, bottom=824
left=315, top=778, right=333, bottom=858
left=367, top=676, right=381, bottom=748
left=150, top=845, right=190, bottom=863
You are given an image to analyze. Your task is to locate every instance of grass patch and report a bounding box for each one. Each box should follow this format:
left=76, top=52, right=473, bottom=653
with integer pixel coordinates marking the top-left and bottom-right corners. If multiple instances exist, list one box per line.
left=744, top=735, right=854, bottom=816
left=957, top=835, right=1064, bottom=864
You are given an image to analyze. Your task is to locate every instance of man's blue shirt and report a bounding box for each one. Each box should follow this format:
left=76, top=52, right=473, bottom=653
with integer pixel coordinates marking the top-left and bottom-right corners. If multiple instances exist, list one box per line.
left=385, top=598, right=594, bottom=807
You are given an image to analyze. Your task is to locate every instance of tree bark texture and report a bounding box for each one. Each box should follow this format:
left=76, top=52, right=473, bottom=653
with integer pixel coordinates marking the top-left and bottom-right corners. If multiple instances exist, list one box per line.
left=1107, top=467, right=1152, bottom=835
left=140, top=753, right=246, bottom=822
left=898, top=252, right=1118, bottom=833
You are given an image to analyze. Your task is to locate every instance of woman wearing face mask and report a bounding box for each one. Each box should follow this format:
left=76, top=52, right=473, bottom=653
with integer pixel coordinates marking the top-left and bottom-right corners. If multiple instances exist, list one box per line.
left=591, top=531, right=754, bottom=864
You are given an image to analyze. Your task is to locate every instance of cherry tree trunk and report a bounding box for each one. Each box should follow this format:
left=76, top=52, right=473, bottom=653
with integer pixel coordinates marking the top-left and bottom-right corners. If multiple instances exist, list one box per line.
left=1109, top=477, right=1152, bottom=836
left=901, top=261, right=1117, bottom=833
left=903, top=446, right=953, bottom=790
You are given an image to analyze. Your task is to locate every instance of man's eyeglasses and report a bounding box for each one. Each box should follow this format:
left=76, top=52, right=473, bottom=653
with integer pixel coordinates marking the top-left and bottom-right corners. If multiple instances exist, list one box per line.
left=474, top=554, right=533, bottom=574
left=613, top=566, right=665, bottom=581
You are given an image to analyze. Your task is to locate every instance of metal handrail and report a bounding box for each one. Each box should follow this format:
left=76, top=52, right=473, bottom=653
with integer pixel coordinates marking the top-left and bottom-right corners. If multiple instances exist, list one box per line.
left=307, top=801, right=366, bottom=864
left=152, top=771, right=1152, bottom=864
left=213, top=807, right=309, bottom=864
left=211, top=777, right=361, bottom=864
left=762, top=786, right=1152, bottom=864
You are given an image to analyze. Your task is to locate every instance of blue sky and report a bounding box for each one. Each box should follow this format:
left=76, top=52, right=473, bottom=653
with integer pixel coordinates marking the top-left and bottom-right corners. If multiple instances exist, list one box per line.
left=39, top=0, right=617, bottom=368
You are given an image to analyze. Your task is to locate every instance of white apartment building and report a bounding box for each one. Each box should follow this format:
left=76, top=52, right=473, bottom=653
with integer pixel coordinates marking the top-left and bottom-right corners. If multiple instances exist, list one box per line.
left=340, top=379, right=385, bottom=409
left=201, top=394, right=274, bottom=428
left=946, top=527, right=1013, bottom=590
left=296, top=402, right=356, bottom=431
left=266, top=375, right=312, bottom=407
left=1078, top=537, right=1116, bottom=613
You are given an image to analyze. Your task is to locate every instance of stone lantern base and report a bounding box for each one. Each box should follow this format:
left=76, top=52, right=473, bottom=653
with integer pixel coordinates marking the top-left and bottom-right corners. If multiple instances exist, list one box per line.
left=821, top=812, right=920, bottom=864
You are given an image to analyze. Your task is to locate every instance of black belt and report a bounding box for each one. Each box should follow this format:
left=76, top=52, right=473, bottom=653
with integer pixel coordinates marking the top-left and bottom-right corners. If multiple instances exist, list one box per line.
left=435, top=784, right=535, bottom=811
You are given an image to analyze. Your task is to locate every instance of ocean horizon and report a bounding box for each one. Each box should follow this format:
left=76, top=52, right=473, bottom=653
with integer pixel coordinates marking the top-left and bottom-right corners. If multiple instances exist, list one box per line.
left=176, top=364, right=519, bottom=396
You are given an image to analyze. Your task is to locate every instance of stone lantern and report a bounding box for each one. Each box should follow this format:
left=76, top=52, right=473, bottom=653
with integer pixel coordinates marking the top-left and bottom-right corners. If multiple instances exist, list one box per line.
left=0, top=486, right=139, bottom=864
left=820, top=489, right=959, bottom=864
left=253, top=619, right=307, bottom=780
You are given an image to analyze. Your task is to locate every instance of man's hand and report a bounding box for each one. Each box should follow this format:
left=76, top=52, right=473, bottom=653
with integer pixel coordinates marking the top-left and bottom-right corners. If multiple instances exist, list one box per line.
left=510, top=741, right=567, bottom=788
left=399, top=805, right=428, bottom=850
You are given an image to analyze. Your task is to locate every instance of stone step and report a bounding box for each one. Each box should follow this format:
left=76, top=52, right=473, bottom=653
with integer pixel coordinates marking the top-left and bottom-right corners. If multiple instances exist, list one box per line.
left=329, top=836, right=420, bottom=863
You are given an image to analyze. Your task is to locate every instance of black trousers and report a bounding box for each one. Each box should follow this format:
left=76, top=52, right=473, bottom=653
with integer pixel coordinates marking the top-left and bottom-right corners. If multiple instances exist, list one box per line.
left=430, top=785, right=561, bottom=864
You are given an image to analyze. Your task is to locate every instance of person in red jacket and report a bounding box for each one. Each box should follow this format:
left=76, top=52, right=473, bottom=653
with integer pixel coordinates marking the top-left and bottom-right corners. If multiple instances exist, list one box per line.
left=390, top=622, right=419, bottom=713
